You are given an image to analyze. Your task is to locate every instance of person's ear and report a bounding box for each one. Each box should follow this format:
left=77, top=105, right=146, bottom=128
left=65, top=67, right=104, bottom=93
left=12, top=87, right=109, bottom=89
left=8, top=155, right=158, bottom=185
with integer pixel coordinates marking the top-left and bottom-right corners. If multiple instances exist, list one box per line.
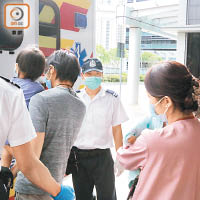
left=49, top=65, right=55, bottom=75
left=81, top=73, right=85, bottom=80
left=164, top=96, right=172, bottom=108
left=15, top=63, right=19, bottom=73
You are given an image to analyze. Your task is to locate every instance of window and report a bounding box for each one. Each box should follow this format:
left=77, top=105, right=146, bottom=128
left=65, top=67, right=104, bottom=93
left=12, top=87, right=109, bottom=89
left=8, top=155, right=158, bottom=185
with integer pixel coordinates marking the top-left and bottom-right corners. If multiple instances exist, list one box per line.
left=186, top=33, right=200, bottom=78
left=187, top=0, right=200, bottom=25
left=106, top=21, right=110, bottom=49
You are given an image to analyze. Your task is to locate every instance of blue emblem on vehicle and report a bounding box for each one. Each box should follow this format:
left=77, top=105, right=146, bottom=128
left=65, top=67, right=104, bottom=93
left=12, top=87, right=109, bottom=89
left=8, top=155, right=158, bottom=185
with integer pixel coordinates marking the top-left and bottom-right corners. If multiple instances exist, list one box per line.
left=71, top=42, right=87, bottom=66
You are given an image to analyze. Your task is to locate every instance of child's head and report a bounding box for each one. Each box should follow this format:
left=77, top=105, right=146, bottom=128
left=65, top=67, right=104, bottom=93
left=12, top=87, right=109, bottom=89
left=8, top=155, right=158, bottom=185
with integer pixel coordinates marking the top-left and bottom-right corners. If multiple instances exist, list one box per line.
left=16, top=47, right=45, bottom=81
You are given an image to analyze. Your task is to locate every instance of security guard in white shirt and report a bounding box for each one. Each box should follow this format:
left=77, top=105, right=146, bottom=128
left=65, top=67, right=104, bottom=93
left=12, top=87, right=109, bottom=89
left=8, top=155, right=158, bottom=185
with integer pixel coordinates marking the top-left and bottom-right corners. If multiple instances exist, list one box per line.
left=0, top=76, right=74, bottom=200
left=67, top=58, right=129, bottom=200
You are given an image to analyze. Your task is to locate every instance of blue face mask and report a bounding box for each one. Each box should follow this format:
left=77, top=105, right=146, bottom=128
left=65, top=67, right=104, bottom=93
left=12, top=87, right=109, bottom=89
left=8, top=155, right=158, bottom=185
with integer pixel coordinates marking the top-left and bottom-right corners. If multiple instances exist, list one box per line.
left=14, top=65, right=18, bottom=78
left=149, top=97, right=168, bottom=124
left=44, top=77, right=52, bottom=89
left=84, top=76, right=102, bottom=90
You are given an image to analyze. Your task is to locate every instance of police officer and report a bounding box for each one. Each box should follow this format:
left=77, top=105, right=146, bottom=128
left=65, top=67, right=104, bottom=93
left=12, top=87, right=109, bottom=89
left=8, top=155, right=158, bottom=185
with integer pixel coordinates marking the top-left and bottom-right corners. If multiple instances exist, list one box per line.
left=0, top=76, right=74, bottom=200
left=69, top=58, right=129, bottom=200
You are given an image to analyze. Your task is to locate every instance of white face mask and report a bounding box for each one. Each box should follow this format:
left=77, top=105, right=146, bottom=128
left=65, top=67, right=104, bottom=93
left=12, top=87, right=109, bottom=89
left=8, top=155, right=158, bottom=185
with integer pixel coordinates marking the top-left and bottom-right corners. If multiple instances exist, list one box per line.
left=154, top=97, right=169, bottom=123
left=13, top=65, right=18, bottom=77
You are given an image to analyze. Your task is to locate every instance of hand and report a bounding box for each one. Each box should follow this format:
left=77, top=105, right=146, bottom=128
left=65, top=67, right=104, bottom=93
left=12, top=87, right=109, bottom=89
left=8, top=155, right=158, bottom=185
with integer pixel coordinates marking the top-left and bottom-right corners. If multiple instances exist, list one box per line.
left=127, top=136, right=136, bottom=144
left=114, top=159, right=125, bottom=177
left=51, top=185, right=75, bottom=200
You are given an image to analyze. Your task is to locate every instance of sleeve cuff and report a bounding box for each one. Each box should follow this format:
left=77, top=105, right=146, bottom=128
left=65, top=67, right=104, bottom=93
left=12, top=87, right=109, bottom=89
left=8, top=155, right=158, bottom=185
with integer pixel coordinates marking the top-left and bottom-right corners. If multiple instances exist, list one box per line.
left=9, top=133, right=37, bottom=147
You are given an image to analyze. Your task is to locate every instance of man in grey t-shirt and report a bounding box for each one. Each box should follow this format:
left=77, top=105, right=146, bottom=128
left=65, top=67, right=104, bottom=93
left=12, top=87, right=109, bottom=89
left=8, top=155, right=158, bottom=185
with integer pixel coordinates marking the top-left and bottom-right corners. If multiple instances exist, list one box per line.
left=15, top=50, right=86, bottom=200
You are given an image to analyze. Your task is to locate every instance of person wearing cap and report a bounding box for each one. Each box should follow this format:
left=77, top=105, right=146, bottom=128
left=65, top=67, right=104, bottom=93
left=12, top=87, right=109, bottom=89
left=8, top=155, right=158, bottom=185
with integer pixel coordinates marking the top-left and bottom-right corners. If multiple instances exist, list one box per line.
left=68, top=58, right=129, bottom=200
left=14, top=50, right=86, bottom=200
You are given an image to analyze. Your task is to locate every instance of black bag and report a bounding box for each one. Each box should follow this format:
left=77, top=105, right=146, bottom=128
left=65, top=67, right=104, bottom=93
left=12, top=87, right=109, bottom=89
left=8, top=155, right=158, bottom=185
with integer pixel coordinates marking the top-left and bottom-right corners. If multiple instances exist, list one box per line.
left=0, top=167, right=13, bottom=200
left=66, top=148, right=78, bottom=175
left=127, top=176, right=139, bottom=200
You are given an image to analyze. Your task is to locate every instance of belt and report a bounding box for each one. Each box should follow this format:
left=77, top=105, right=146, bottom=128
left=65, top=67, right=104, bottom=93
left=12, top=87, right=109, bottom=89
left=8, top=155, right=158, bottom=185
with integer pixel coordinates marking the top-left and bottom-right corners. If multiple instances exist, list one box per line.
left=72, top=146, right=110, bottom=158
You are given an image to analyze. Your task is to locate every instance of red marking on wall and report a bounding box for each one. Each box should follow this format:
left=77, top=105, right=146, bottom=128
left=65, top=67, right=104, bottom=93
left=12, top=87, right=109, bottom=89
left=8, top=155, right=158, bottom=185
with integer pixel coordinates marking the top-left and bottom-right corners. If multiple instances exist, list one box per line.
left=40, top=47, right=56, bottom=57
left=90, top=52, right=93, bottom=58
left=60, top=2, right=88, bottom=32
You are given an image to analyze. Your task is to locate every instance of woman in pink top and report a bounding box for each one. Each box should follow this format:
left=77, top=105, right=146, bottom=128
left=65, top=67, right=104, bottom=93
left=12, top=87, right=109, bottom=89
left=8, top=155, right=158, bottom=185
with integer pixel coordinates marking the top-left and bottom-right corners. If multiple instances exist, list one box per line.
left=117, top=61, right=200, bottom=200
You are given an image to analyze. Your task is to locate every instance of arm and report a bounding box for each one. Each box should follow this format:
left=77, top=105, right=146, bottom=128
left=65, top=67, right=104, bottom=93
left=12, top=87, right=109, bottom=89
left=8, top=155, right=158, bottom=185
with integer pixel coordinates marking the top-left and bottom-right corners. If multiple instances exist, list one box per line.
left=12, top=142, right=60, bottom=197
left=112, top=124, right=123, bottom=151
left=124, top=116, right=151, bottom=144
left=31, top=132, right=45, bottom=158
left=111, top=96, right=129, bottom=150
left=117, top=133, right=148, bottom=171
left=7, top=90, right=60, bottom=197
left=1, top=146, right=13, bottom=167
left=127, top=136, right=136, bottom=144
left=11, top=132, right=45, bottom=177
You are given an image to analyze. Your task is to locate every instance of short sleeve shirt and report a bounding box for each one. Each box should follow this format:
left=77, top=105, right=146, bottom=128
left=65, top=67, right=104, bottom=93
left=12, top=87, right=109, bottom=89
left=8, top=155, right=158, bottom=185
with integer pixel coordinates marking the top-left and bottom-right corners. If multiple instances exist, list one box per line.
left=117, top=118, right=200, bottom=200
left=0, top=78, right=36, bottom=164
left=12, top=78, right=44, bottom=108
left=74, top=87, right=129, bottom=149
left=15, top=86, right=86, bottom=195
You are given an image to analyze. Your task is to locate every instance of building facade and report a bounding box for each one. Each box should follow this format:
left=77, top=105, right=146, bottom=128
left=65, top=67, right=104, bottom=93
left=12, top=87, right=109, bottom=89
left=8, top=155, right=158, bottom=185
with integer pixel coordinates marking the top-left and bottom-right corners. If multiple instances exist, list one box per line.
left=96, top=0, right=121, bottom=50
left=176, top=0, right=200, bottom=78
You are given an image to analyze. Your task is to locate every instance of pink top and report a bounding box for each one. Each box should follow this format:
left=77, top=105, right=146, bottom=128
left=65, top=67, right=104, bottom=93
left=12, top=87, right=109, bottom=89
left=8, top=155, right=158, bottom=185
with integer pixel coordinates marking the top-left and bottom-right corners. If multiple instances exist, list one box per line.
left=117, top=118, right=200, bottom=200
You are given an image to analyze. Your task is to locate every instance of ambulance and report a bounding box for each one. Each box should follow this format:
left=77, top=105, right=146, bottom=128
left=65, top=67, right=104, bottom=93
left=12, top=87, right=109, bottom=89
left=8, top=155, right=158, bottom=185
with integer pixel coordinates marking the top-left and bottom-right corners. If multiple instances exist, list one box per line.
left=0, top=0, right=96, bottom=79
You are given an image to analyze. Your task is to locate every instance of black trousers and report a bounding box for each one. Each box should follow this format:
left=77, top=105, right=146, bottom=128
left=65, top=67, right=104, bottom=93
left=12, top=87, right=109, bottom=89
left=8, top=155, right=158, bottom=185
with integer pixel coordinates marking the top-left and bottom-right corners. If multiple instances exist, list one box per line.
left=71, top=147, right=117, bottom=200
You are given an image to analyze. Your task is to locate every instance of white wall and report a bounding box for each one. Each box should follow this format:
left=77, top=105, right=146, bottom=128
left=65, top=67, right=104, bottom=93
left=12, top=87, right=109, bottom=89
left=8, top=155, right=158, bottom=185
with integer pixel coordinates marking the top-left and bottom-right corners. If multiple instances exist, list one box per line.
left=0, top=0, right=39, bottom=79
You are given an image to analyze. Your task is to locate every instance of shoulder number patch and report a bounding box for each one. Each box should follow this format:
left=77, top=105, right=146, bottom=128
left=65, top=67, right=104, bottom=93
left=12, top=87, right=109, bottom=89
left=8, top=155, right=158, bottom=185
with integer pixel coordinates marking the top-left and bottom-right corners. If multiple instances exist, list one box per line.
left=106, top=89, right=118, bottom=97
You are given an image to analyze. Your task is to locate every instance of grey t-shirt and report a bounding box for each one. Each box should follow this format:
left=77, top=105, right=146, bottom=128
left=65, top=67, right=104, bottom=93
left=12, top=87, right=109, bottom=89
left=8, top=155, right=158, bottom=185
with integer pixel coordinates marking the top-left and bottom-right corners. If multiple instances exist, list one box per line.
left=15, top=87, right=86, bottom=195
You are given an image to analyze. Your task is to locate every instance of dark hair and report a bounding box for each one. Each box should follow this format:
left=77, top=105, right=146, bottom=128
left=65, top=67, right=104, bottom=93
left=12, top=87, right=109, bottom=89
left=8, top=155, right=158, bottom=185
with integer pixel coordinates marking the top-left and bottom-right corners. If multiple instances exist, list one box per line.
left=46, top=49, right=80, bottom=84
left=144, top=61, right=199, bottom=112
left=16, top=47, right=45, bottom=81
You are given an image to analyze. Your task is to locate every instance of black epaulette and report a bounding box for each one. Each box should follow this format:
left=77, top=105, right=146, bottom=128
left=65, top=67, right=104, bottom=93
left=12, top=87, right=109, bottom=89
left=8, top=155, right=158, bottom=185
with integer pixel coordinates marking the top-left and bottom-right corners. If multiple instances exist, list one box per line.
left=106, top=89, right=118, bottom=97
left=0, top=76, right=20, bottom=88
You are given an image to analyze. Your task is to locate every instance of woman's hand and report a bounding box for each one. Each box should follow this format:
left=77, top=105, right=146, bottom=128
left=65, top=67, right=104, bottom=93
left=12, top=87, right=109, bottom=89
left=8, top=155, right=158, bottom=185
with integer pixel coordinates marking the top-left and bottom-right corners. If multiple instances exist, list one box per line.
left=128, top=136, right=136, bottom=144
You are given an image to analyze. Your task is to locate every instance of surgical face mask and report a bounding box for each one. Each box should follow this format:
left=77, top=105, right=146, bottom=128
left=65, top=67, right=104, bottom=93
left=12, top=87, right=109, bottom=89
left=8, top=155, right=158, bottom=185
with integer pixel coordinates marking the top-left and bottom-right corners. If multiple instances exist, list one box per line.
left=84, top=76, right=102, bottom=90
left=13, top=65, right=18, bottom=78
left=44, top=77, right=52, bottom=89
left=150, top=97, right=169, bottom=123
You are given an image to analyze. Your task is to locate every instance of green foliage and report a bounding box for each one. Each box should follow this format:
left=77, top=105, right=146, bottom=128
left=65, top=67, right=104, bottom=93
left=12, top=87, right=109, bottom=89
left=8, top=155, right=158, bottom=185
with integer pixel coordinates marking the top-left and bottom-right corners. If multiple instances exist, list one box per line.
left=103, top=73, right=145, bottom=82
left=109, top=48, right=120, bottom=63
left=103, top=73, right=127, bottom=82
left=142, top=52, right=163, bottom=63
left=96, top=45, right=128, bottom=66
left=96, top=45, right=111, bottom=64
left=140, top=74, right=145, bottom=81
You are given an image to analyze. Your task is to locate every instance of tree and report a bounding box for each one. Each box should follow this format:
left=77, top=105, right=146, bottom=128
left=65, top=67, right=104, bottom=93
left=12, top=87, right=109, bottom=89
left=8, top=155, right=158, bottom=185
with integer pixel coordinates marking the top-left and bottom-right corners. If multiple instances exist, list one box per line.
left=141, top=52, right=163, bottom=64
left=96, top=45, right=111, bottom=64
left=96, top=45, right=128, bottom=67
left=109, top=48, right=120, bottom=67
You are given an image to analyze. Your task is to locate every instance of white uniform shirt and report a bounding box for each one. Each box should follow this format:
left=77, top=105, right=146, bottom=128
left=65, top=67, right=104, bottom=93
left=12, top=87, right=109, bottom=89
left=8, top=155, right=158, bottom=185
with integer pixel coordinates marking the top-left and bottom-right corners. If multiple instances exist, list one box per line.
left=0, top=78, right=36, bottom=166
left=74, top=87, right=129, bottom=149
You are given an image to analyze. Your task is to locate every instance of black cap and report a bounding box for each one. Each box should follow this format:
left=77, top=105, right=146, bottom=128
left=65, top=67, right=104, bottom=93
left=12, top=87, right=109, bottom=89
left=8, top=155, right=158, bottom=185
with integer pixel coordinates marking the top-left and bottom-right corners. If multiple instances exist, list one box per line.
left=82, top=58, right=103, bottom=74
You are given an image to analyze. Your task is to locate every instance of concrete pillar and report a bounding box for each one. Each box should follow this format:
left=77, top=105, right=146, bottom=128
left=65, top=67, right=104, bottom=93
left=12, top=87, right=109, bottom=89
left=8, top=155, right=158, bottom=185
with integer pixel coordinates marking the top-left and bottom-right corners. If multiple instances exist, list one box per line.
left=176, top=32, right=186, bottom=64
left=127, top=27, right=141, bottom=105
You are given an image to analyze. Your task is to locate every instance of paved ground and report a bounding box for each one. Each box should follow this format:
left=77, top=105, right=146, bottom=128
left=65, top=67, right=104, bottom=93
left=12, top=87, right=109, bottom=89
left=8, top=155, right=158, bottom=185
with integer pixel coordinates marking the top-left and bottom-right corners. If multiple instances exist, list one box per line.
left=63, top=82, right=149, bottom=199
